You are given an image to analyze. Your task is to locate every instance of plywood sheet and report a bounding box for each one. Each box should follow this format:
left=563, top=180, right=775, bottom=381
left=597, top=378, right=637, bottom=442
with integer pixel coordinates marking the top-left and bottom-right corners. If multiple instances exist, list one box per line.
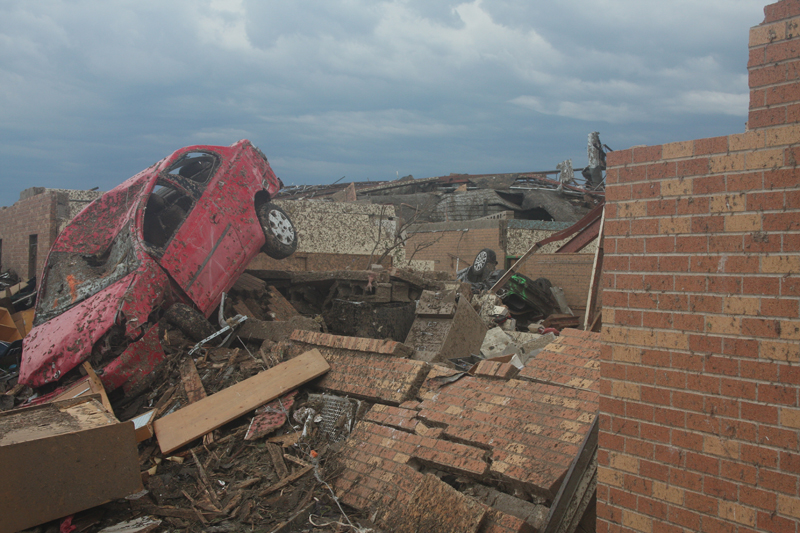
left=154, top=349, right=329, bottom=454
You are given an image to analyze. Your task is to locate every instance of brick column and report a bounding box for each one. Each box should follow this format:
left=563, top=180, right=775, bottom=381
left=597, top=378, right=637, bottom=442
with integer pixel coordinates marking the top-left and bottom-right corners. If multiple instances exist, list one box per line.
left=598, top=1, right=800, bottom=532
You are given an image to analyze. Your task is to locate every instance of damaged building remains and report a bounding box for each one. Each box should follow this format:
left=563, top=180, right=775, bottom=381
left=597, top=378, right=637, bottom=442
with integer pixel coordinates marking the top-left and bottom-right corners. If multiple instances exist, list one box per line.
left=0, top=1, right=799, bottom=532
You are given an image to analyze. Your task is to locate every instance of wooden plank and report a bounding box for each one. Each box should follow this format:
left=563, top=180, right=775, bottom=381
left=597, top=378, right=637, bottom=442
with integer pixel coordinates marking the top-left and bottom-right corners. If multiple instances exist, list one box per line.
left=257, top=465, right=313, bottom=497
left=265, top=285, right=300, bottom=321
left=179, top=358, right=207, bottom=404
left=266, top=443, right=289, bottom=479
left=179, top=357, right=215, bottom=445
left=154, top=350, right=330, bottom=454
left=83, top=361, right=114, bottom=413
left=583, top=208, right=605, bottom=330
left=132, top=410, right=157, bottom=442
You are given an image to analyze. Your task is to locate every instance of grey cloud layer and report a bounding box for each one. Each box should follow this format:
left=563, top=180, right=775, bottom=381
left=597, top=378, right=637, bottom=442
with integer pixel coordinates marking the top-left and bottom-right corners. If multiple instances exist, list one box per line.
left=0, top=0, right=765, bottom=204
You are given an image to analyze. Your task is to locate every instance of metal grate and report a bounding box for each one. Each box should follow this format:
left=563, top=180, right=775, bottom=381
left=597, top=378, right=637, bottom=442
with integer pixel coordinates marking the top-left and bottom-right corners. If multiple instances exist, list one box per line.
left=308, top=393, right=361, bottom=443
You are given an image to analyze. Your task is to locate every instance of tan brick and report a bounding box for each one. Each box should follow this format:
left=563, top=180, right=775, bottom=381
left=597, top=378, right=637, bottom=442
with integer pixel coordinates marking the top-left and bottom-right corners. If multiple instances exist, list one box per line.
left=628, top=328, right=657, bottom=347
left=709, top=193, right=746, bottom=213
left=661, top=179, right=692, bottom=196
left=618, top=202, right=647, bottom=218
left=492, top=461, right=509, bottom=473
left=709, top=154, right=746, bottom=173
left=446, top=405, right=463, bottom=415
left=782, top=407, right=800, bottom=429
left=724, top=296, right=760, bottom=316
left=609, top=452, right=639, bottom=473
left=725, top=213, right=762, bottom=232
left=704, top=436, right=739, bottom=459
left=766, top=124, right=800, bottom=147
left=729, top=131, right=765, bottom=151
left=659, top=216, right=692, bottom=234
left=749, top=21, right=787, bottom=46
left=393, top=452, right=410, bottom=463
left=706, top=316, right=742, bottom=335
left=719, top=501, right=756, bottom=527
left=505, top=443, right=526, bottom=454
left=612, top=381, right=641, bottom=400
left=763, top=255, right=800, bottom=273
left=778, top=494, right=800, bottom=519
left=611, top=344, right=639, bottom=362
left=662, top=141, right=693, bottom=159
left=779, top=320, right=800, bottom=340
left=746, top=148, right=784, bottom=170
left=622, top=511, right=653, bottom=533
left=598, top=466, right=624, bottom=488
left=524, top=423, right=543, bottom=434
left=603, top=326, right=630, bottom=344
left=652, top=481, right=684, bottom=505
left=559, top=420, right=583, bottom=432
left=762, top=341, right=800, bottom=362
left=654, top=331, right=688, bottom=350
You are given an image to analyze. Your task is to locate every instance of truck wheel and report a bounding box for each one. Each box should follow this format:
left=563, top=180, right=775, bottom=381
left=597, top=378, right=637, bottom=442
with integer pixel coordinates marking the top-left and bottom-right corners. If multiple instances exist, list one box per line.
left=258, top=203, right=298, bottom=259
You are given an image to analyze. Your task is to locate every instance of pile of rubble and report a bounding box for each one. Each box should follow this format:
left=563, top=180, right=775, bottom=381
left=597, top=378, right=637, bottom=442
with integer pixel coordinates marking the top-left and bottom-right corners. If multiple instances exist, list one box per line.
left=1, top=266, right=599, bottom=533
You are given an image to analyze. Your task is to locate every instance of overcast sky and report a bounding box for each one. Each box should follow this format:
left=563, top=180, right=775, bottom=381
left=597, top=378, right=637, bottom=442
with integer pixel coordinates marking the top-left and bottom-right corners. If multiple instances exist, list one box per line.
left=0, top=0, right=768, bottom=206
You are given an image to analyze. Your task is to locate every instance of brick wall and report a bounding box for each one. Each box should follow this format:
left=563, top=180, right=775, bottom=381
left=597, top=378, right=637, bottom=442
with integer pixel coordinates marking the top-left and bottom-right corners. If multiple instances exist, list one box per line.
left=0, top=192, right=62, bottom=280
left=516, top=253, right=594, bottom=310
left=598, top=2, right=800, bottom=531
left=405, top=220, right=504, bottom=273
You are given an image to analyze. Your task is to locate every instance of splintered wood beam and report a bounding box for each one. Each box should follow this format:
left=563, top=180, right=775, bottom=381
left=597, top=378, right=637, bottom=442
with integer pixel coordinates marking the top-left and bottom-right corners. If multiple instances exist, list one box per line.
left=154, top=349, right=329, bottom=455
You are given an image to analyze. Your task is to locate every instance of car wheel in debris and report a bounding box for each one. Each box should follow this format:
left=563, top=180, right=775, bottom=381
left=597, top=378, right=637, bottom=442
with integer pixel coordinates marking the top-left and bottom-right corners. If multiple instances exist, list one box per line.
left=258, top=203, right=298, bottom=259
left=164, top=303, right=214, bottom=342
left=471, top=248, right=497, bottom=278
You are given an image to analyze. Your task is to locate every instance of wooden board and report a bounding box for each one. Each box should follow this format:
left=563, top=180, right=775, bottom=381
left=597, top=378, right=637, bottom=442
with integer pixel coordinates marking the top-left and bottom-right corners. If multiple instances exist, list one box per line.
left=0, top=399, right=141, bottom=533
left=179, top=358, right=207, bottom=403
left=53, top=363, right=113, bottom=414
left=265, top=285, right=300, bottom=321
left=154, top=349, right=329, bottom=454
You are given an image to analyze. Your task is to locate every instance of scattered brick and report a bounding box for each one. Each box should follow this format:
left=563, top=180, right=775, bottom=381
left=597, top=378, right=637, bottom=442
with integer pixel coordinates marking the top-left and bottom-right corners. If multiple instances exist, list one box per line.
left=417, top=373, right=598, bottom=498
left=385, top=473, right=487, bottom=533
left=290, top=331, right=428, bottom=404
left=290, top=329, right=413, bottom=357
left=518, top=328, right=601, bottom=391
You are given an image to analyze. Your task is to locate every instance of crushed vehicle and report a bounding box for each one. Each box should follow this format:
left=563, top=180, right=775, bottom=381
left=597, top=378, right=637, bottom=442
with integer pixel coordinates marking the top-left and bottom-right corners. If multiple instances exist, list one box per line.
left=19, top=140, right=297, bottom=395
left=456, top=248, right=503, bottom=291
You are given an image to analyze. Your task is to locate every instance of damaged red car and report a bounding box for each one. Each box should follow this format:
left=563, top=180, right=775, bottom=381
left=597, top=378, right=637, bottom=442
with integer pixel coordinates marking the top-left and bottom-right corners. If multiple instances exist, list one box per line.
left=19, top=140, right=297, bottom=395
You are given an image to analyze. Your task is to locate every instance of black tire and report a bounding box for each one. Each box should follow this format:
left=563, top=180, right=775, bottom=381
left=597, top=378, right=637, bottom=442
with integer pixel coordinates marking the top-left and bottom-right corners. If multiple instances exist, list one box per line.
left=471, top=248, right=497, bottom=277
left=258, top=203, right=298, bottom=259
left=164, top=303, right=214, bottom=342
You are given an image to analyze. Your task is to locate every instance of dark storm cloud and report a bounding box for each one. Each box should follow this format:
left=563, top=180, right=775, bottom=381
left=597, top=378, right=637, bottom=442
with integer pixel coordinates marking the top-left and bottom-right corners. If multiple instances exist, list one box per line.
left=0, top=0, right=767, bottom=205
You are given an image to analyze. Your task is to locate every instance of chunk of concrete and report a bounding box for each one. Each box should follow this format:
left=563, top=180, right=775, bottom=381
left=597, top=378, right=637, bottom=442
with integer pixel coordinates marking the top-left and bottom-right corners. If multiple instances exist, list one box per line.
left=480, top=327, right=514, bottom=358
